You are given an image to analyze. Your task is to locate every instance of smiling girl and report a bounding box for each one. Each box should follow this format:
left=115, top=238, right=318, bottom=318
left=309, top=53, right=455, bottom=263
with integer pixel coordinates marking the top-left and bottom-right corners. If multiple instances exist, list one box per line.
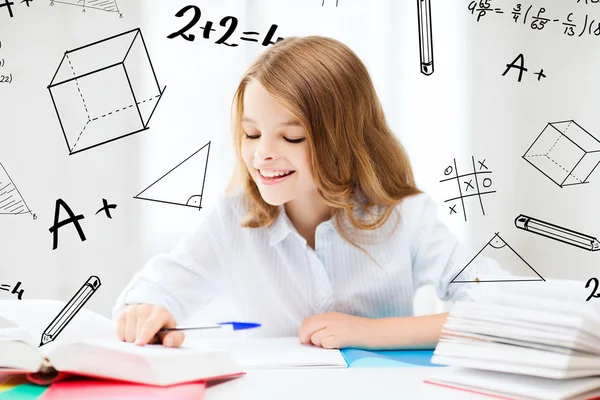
left=114, top=36, right=506, bottom=350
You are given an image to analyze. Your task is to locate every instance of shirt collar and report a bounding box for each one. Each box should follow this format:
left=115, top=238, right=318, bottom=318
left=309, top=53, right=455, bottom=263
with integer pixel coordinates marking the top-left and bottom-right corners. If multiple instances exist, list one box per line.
left=268, top=205, right=298, bottom=246
left=267, top=205, right=334, bottom=247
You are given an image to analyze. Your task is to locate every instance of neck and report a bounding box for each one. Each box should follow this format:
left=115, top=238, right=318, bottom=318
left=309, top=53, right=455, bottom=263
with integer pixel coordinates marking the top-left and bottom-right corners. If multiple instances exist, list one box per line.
left=284, top=194, right=333, bottom=249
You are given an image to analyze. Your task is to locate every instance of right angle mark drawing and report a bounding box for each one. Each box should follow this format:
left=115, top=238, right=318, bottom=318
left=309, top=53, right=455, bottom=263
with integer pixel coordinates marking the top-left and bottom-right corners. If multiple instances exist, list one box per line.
left=0, top=163, right=32, bottom=217
left=417, top=0, right=434, bottom=75
left=523, top=120, right=600, bottom=188
left=48, top=28, right=166, bottom=155
left=134, top=142, right=211, bottom=210
left=450, top=233, right=545, bottom=284
left=50, top=0, right=123, bottom=16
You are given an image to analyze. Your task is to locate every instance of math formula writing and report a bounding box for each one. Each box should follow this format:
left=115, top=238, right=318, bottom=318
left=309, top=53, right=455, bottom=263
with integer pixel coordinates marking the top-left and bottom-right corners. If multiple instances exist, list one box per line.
left=0, top=40, right=12, bottom=85
left=468, top=1, right=600, bottom=37
left=0, top=280, right=24, bottom=299
left=167, top=5, right=284, bottom=48
left=586, top=277, right=600, bottom=301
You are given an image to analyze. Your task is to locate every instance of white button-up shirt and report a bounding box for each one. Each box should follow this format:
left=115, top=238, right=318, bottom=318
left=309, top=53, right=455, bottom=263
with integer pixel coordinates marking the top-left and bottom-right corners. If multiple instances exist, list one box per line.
left=113, top=192, right=505, bottom=337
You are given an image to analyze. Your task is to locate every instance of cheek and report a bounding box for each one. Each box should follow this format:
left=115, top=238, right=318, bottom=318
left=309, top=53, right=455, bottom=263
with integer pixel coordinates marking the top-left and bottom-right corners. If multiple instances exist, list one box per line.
left=241, top=141, right=255, bottom=168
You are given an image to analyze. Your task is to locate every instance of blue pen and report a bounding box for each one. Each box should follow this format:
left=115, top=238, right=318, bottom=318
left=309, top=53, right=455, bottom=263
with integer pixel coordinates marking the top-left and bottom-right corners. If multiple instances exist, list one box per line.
left=159, top=321, right=261, bottom=333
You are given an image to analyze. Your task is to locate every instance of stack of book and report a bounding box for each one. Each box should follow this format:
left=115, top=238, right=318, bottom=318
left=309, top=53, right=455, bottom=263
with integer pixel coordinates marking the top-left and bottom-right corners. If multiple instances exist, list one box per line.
left=427, top=280, right=600, bottom=400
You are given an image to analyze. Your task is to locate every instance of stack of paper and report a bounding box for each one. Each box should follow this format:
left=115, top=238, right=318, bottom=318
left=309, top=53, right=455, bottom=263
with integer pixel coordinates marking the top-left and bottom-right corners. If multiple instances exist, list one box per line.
left=428, top=280, right=600, bottom=399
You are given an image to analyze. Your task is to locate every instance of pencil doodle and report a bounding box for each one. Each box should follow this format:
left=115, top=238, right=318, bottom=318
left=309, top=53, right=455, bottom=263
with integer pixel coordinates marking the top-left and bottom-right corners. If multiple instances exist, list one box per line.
left=39, top=276, right=101, bottom=347
left=451, top=233, right=545, bottom=284
left=515, top=214, right=600, bottom=252
left=167, top=5, right=284, bottom=48
left=0, top=162, right=34, bottom=218
left=586, top=277, right=600, bottom=301
left=0, top=280, right=24, bottom=299
left=134, top=142, right=211, bottom=210
left=48, top=28, right=166, bottom=155
left=49, top=0, right=123, bottom=17
left=439, top=156, right=496, bottom=222
left=468, top=1, right=600, bottom=37
left=522, top=120, right=600, bottom=188
left=417, top=0, right=434, bottom=75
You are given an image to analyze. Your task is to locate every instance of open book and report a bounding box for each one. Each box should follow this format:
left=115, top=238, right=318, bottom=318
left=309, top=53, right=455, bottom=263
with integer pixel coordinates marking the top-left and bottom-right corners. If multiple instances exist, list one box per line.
left=0, top=300, right=244, bottom=386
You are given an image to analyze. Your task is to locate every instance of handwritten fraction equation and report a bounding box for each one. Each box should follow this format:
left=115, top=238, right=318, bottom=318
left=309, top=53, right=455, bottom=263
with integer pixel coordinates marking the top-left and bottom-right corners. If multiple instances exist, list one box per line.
left=439, top=157, right=496, bottom=222
left=0, top=280, right=24, bottom=299
left=468, top=1, right=600, bottom=37
left=0, top=0, right=33, bottom=19
left=167, top=5, right=284, bottom=47
left=0, top=40, right=13, bottom=85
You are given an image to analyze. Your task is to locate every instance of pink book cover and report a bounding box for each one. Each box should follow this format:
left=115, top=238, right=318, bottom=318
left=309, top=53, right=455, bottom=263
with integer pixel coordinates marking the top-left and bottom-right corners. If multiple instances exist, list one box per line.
left=39, top=379, right=207, bottom=400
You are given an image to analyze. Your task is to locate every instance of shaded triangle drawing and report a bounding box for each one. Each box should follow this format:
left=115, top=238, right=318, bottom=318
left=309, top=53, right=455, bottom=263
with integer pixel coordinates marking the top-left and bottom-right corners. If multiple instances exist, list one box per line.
left=450, top=233, right=545, bottom=283
left=52, top=0, right=122, bottom=14
left=134, top=142, right=211, bottom=209
left=0, top=163, right=32, bottom=216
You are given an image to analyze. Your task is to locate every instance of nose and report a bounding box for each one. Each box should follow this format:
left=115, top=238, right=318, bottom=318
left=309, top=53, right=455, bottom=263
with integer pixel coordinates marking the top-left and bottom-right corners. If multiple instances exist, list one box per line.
left=254, top=138, right=277, bottom=161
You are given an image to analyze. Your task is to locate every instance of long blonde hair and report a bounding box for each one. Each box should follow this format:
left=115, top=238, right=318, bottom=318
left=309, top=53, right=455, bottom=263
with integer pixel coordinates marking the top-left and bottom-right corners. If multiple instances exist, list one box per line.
left=226, top=36, right=420, bottom=249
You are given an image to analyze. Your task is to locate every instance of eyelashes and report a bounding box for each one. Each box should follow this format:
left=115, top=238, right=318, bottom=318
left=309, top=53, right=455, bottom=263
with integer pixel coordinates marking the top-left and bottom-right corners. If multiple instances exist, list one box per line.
left=284, top=137, right=306, bottom=144
left=244, top=133, right=306, bottom=144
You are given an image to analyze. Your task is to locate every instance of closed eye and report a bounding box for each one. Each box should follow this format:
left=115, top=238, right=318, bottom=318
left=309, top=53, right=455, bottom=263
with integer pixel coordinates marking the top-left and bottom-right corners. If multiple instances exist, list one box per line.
left=245, top=133, right=260, bottom=139
left=284, top=137, right=306, bottom=144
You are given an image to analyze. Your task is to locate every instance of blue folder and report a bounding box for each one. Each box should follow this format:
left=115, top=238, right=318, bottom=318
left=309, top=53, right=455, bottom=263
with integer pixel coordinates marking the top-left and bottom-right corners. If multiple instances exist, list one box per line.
left=340, top=348, right=444, bottom=368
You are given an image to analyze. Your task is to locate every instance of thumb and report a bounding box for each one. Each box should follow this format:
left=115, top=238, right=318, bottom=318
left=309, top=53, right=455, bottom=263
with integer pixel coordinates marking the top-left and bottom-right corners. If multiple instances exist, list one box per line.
left=160, top=317, right=185, bottom=348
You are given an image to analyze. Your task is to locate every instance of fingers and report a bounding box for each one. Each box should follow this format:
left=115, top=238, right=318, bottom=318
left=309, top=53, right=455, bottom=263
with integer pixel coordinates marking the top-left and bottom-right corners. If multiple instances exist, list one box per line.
left=161, top=331, right=185, bottom=348
left=125, top=312, right=137, bottom=343
left=158, top=318, right=185, bottom=348
left=298, top=315, right=326, bottom=344
left=116, top=311, right=127, bottom=342
left=320, top=335, right=341, bottom=349
left=308, top=327, right=330, bottom=347
left=135, top=309, right=170, bottom=346
left=115, top=304, right=180, bottom=347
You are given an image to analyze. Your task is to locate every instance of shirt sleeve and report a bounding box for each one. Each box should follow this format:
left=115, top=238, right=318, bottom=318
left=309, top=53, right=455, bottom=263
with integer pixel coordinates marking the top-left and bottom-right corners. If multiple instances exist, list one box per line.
left=407, top=193, right=511, bottom=302
left=112, top=195, right=232, bottom=323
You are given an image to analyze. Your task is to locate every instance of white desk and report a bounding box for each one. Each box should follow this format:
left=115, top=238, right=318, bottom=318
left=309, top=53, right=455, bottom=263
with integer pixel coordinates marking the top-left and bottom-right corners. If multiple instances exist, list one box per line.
left=204, top=367, right=481, bottom=400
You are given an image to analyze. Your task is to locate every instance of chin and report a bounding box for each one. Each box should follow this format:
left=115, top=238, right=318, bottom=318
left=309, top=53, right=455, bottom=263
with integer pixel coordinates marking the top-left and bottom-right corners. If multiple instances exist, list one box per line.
left=258, top=192, right=288, bottom=206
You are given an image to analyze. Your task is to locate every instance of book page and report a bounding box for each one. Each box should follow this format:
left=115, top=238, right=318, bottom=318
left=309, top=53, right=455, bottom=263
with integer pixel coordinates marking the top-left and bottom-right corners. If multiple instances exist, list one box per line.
left=185, top=337, right=347, bottom=368
left=0, top=300, right=115, bottom=355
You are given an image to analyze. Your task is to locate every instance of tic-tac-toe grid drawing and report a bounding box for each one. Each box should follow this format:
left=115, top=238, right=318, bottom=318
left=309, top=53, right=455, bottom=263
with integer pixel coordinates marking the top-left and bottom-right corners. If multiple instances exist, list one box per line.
left=439, top=156, right=496, bottom=222
left=48, top=28, right=165, bottom=155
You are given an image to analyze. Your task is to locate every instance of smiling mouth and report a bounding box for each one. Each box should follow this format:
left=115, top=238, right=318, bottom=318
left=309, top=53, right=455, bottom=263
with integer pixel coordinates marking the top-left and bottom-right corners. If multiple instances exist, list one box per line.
left=258, top=169, right=296, bottom=179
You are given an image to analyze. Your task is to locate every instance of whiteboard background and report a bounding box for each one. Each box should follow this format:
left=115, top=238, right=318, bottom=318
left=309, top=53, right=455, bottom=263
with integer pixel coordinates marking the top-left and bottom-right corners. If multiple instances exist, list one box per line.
left=0, top=0, right=598, bottom=319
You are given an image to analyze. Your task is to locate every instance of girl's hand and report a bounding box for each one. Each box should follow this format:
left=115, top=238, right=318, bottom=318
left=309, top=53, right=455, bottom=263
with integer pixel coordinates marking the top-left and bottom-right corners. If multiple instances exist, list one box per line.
left=116, top=304, right=184, bottom=347
left=298, top=312, right=377, bottom=349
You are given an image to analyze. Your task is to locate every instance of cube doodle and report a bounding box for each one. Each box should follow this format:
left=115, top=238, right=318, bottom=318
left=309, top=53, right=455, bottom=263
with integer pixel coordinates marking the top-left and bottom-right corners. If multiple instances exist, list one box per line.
left=523, top=120, right=600, bottom=188
left=48, top=28, right=166, bottom=155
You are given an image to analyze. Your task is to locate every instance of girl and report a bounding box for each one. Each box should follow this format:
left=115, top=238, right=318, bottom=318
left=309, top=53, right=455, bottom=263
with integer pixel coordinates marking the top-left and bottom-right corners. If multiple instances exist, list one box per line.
left=114, top=36, right=505, bottom=350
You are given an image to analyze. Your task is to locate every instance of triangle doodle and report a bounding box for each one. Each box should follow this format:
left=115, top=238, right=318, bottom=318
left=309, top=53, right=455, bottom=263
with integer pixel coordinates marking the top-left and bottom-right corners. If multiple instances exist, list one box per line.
left=0, top=163, right=32, bottom=216
left=134, top=142, right=210, bottom=210
left=450, top=233, right=545, bottom=283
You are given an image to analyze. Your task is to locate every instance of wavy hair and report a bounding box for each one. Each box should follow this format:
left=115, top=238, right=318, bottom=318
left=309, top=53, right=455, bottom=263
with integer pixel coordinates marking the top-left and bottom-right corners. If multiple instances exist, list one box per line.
left=226, top=36, right=421, bottom=249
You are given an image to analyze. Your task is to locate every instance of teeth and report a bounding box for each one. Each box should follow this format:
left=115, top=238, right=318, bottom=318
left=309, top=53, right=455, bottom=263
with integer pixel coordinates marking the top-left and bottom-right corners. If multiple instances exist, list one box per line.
left=260, top=170, right=291, bottom=178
